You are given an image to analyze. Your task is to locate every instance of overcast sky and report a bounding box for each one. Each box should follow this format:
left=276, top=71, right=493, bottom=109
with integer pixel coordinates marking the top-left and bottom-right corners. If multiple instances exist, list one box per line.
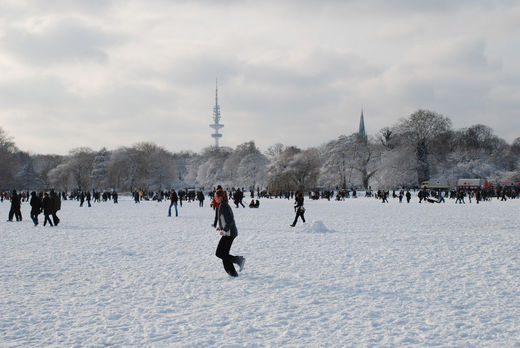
left=1, top=0, right=519, bottom=155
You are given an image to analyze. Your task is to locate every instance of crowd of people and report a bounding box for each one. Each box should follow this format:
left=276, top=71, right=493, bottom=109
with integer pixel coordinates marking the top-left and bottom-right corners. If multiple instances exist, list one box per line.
left=5, top=189, right=61, bottom=226
left=4, top=184, right=518, bottom=230
left=3, top=183, right=519, bottom=279
left=375, top=186, right=520, bottom=204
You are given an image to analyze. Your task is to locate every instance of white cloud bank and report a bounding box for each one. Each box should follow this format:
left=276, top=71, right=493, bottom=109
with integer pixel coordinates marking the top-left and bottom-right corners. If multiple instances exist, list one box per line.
left=0, top=0, right=519, bottom=154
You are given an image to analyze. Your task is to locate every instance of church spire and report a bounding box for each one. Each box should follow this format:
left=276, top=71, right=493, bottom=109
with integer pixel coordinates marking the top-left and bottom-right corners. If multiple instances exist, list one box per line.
left=358, top=108, right=367, bottom=142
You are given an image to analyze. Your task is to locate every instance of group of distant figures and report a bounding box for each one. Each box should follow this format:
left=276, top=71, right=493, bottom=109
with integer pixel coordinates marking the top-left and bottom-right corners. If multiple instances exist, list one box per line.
left=4, top=185, right=519, bottom=227
left=132, top=190, right=204, bottom=206
left=5, top=189, right=61, bottom=226
left=391, top=187, right=519, bottom=204
left=74, top=190, right=119, bottom=207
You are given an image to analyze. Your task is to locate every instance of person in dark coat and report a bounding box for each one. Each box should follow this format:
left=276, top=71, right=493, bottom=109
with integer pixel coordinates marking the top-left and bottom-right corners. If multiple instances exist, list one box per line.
left=29, top=191, right=42, bottom=226
left=214, top=190, right=245, bottom=277
left=290, top=192, right=306, bottom=227
left=50, top=190, right=61, bottom=226
left=168, top=189, right=178, bottom=217
left=233, top=189, right=245, bottom=208
left=86, top=191, right=92, bottom=207
left=381, top=191, right=389, bottom=203
left=8, top=190, right=22, bottom=222
left=113, top=191, right=118, bottom=204
left=197, top=191, right=205, bottom=207
left=42, top=192, right=53, bottom=226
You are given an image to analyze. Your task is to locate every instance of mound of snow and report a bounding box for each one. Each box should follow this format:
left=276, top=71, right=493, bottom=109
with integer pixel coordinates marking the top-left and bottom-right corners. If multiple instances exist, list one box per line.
left=299, top=220, right=336, bottom=233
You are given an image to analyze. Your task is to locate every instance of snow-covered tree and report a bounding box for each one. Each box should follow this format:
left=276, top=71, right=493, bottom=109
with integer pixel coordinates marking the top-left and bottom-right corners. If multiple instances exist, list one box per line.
left=393, top=110, right=452, bottom=184
left=287, top=149, right=321, bottom=191
left=48, top=148, right=95, bottom=190
left=221, top=141, right=268, bottom=189
left=14, top=152, right=46, bottom=190
left=320, top=134, right=382, bottom=189
left=105, top=143, right=177, bottom=191
left=32, top=154, right=63, bottom=188
left=373, top=144, right=418, bottom=189
left=106, top=147, right=138, bottom=191
left=130, top=142, right=177, bottom=190
left=48, top=162, right=74, bottom=191
left=237, top=152, right=269, bottom=189
left=434, top=125, right=514, bottom=182
left=193, top=146, right=233, bottom=189
left=91, top=147, right=110, bottom=190
left=266, top=145, right=301, bottom=193
left=68, top=148, right=96, bottom=190
left=266, top=145, right=320, bottom=192
left=352, top=140, right=382, bottom=190
left=319, top=135, right=353, bottom=189
left=0, top=127, right=18, bottom=188
left=172, top=151, right=196, bottom=187
left=511, top=137, right=520, bottom=157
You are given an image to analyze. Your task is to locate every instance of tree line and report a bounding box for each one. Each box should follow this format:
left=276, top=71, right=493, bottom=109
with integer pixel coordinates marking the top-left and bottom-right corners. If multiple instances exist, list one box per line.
left=2, top=109, right=519, bottom=193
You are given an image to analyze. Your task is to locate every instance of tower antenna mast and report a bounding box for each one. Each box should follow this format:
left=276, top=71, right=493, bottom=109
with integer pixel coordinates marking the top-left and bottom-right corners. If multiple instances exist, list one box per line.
left=210, top=79, right=224, bottom=148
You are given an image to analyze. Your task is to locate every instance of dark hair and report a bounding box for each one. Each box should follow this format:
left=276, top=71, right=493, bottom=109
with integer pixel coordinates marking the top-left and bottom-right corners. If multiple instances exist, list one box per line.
left=216, top=190, right=229, bottom=202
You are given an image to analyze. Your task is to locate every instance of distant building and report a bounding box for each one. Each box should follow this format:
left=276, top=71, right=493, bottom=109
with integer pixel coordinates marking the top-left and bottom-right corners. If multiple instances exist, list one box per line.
left=209, top=80, right=224, bottom=148
left=358, top=108, right=367, bottom=143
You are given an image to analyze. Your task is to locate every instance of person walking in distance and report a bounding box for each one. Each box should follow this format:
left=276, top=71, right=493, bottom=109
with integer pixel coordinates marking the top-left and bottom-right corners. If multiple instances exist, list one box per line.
left=197, top=191, right=205, bottom=207
left=168, top=189, right=178, bottom=217
left=42, top=192, right=53, bottom=227
left=290, top=191, right=306, bottom=227
left=86, top=191, right=92, bottom=207
left=50, top=190, right=61, bottom=226
left=214, top=190, right=245, bottom=277
left=7, top=189, right=22, bottom=222
left=29, top=191, right=42, bottom=226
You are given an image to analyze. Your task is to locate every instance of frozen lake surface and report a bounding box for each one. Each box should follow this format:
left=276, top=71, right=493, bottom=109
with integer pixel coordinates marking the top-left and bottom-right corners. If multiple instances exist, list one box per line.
left=1, top=195, right=519, bottom=347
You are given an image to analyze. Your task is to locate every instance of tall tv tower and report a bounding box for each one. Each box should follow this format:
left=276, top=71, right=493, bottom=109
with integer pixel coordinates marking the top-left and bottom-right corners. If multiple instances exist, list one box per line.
left=210, top=79, right=224, bottom=148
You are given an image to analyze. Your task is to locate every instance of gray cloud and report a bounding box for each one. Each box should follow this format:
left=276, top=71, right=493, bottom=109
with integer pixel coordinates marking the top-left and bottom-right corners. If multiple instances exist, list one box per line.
left=2, top=18, right=118, bottom=65
left=0, top=0, right=519, bottom=154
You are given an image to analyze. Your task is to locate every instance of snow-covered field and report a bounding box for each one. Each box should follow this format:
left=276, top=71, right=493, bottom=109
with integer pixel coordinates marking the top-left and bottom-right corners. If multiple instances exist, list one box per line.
left=1, top=195, right=519, bottom=347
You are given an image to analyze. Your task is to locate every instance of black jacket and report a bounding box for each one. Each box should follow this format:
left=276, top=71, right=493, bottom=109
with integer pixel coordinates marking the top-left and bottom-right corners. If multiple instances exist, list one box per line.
left=10, top=193, right=21, bottom=209
left=42, top=196, right=53, bottom=215
left=217, top=201, right=238, bottom=238
left=50, top=191, right=61, bottom=212
left=30, top=195, right=42, bottom=213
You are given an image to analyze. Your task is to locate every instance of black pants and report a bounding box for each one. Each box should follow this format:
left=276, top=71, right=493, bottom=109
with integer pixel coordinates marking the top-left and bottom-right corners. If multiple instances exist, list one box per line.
left=215, top=236, right=240, bottom=277
left=30, top=211, right=40, bottom=225
left=52, top=212, right=60, bottom=226
left=44, top=214, right=53, bottom=226
left=8, top=207, right=22, bottom=221
left=292, top=210, right=305, bottom=226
